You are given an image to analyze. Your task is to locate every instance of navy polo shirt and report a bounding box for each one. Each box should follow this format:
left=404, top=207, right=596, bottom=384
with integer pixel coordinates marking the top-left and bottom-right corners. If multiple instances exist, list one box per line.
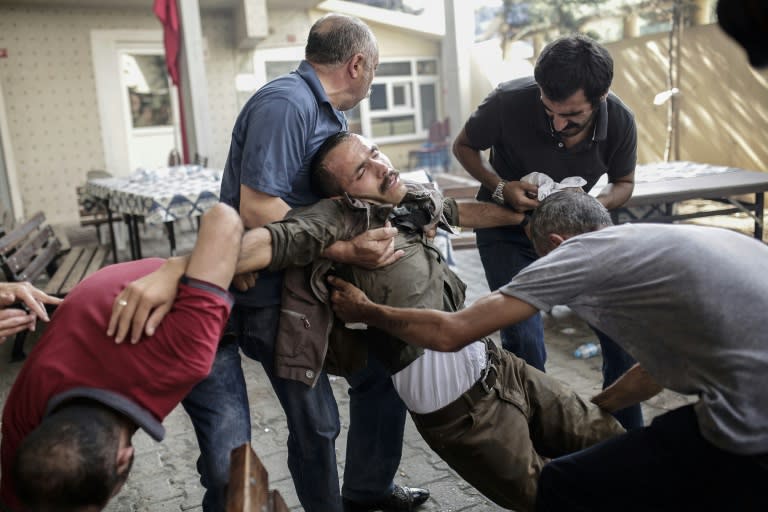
left=464, top=76, right=637, bottom=203
left=220, top=60, right=347, bottom=307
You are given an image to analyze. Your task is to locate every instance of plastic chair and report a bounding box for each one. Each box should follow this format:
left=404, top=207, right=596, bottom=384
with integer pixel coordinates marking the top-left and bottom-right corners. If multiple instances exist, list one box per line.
left=408, top=118, right=451, bottom=172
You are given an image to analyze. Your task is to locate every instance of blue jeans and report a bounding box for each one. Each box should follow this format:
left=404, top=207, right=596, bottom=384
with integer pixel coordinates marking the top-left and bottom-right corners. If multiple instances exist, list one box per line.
left=476, top=226, right=642, bottom=429
left=592, top=327, right=643, bottom=430
left=537, top=404, right=768, bottom=511
left=182, top=340, right=251, bottom=512
left=342, top=352, right=406, bottom=502
left=183, top=304, right=405, bottom=511
left=477, top=227, right=546, bottom=370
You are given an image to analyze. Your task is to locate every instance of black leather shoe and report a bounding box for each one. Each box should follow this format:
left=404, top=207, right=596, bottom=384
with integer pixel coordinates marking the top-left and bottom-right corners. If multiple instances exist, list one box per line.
left=343, top=485, right=430, bottom=511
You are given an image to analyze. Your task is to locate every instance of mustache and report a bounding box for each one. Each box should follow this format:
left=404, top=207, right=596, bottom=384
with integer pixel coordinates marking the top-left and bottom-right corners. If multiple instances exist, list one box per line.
left=380, top=170, right=399, bottom=193
left=557, top=121, right=582, bottom=133
left=555, top=109, right=598, bottom=135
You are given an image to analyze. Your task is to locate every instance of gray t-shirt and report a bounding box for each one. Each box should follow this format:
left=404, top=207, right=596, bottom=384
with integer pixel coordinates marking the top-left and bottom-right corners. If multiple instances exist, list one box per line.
left=500, top=223, right=768, bottom=455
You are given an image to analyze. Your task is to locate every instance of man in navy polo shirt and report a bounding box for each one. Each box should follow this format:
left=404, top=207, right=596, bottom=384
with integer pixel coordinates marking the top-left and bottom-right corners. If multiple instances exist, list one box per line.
left=453, top=34, right=642, bottom=430
left=179, top=12, right=427, bottom=512
left=1, top=204, right=241, bottom=512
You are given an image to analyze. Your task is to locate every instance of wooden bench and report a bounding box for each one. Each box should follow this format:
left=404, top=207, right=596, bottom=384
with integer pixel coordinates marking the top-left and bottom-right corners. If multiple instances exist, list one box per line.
left=226, top=444, right=289, bottom=512
left=0, top=211, right=107, bottom=361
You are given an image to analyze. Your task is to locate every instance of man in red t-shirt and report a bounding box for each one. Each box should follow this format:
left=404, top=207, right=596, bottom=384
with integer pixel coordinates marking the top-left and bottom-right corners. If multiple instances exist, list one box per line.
left=0, top=203, right=243, bottom=512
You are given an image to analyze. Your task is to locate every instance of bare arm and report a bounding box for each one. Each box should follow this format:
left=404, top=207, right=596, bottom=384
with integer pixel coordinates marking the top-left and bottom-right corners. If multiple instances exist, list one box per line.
left=595, top=170, right=635, bottom=210
left=239, top=185, right=290, bottom=227
left=455, top=200, right=524, bottom=229
left=590, top=363, right=663, bottom=413
left=234, top=227, right=273, bottom=274
left=329, top=276, right=538, bottom=352
left=453, top=128, right=506, bottom=192
left=453, top=128, right=538, bottom=212
left=108, top=204, right=243, bottom=343
left=108, top=225, right=272, bottom=343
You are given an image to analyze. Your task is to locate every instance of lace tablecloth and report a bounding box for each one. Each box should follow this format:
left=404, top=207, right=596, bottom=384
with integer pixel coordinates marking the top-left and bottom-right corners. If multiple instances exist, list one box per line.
left=592, top=160, right=733, bottom=188
left=86, top=167, right=222, bottom=225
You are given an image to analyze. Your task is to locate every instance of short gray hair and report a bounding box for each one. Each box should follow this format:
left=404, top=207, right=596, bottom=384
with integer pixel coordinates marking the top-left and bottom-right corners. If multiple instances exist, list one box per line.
left=305, top=13, right=378, bottom=66
left=529, top=190, right=613, bottom=254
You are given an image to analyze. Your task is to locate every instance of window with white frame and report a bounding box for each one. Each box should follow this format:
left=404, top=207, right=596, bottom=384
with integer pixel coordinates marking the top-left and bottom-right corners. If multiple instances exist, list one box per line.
left=348, top=58, right=440, bottom=143
left=254, top=53, right=441, bottom=143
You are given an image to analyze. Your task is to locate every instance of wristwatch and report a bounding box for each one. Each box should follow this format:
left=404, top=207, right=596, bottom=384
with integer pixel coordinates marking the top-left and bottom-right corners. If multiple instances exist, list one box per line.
left=491, top=180, right=507, bottom=205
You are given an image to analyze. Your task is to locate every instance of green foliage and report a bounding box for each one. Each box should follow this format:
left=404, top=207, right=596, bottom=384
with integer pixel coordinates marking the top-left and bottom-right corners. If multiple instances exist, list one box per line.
left=498, top=0, right=686, bottom=43
left=502, top=0, right=609, bottom=36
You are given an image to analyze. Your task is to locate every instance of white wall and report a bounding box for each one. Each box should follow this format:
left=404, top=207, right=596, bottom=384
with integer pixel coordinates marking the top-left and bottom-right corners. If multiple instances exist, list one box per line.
left=607, top=23, right=768, bottom=169
left=0, top=4, right=239, bottom=224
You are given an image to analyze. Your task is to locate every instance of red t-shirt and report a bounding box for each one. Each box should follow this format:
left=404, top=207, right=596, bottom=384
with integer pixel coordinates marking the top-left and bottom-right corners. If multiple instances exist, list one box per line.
left=0, top=258, right=232, bottom=510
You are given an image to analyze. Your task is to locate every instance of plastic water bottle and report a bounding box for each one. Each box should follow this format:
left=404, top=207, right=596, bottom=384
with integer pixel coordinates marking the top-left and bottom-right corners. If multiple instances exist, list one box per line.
left=573, top=342, right=601, bottom=359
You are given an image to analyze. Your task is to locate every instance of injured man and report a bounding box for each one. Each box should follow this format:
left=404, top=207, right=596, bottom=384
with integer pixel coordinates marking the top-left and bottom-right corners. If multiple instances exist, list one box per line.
left=110, top=132, right=624, bottom=512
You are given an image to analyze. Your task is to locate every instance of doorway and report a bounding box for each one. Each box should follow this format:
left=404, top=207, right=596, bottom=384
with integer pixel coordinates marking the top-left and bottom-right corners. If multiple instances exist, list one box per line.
left=91, top=30, right=182, bottom=177
left=121, top=49, right=181, bottom=173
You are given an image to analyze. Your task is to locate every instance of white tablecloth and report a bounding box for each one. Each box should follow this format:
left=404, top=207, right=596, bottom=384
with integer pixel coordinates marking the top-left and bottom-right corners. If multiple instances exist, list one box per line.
left=86, top=167, right=222, bottom=225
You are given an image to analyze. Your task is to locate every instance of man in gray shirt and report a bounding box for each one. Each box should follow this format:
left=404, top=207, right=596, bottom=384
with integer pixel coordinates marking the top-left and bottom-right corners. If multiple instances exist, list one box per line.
left=329, top=190, right=768, bottom=511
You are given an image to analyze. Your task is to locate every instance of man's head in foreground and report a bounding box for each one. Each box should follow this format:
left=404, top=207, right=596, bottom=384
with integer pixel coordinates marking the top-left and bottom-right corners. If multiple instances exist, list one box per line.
left=13, top=401, right=135, bottom=511
left=529, top=190, right=613, bottom=256
left=310, top=131, right=409, bottom=205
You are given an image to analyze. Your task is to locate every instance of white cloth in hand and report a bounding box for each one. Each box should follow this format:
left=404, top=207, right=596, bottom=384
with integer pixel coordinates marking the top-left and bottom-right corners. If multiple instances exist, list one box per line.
left=521, top=172, right=587, bottom=201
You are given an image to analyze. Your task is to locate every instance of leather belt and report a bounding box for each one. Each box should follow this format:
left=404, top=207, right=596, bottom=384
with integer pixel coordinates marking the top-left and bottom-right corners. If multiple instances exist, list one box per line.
left=412, top=339, right=500, bottom=429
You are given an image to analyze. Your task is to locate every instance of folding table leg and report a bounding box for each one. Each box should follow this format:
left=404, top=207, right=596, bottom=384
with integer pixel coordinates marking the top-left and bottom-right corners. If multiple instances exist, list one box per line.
left=165, top=221, right=177, bottom=257
left=106, top=200, right=118, bottom=263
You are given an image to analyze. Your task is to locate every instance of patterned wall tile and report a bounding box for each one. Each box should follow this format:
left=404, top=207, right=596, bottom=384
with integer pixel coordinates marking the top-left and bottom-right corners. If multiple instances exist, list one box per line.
left=0, top=5, right=239, bottom=225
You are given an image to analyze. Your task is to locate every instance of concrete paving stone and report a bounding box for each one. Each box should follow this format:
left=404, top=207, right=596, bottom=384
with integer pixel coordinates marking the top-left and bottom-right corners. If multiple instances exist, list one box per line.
left=270, top=480, right=303, bottom=511
left=126, top=475, right=184, bottom=504
left=135, top=497, right=190, bottom=512
left=128, top=447, right=170, bottom=477
left=250, top=427, right=289, bottom=455
left=419, top=479, right=499, bottom=511
left=394, top=450, right=455, bottom=486
left=256, top=450, right=295, bottom=485
left=176, top=477, right=205, bottom=510
left=106, top=494, right=137, bottom=512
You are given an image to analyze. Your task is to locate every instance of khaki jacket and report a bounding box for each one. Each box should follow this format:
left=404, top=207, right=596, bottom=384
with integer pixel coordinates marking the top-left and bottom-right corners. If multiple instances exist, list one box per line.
left=264, top=183, right=465, bottom=387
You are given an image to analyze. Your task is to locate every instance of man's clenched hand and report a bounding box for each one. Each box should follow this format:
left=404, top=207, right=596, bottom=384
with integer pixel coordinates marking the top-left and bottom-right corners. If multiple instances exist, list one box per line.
left=328, top=275, right=374, bottom=323
left=323, top=222, right=404, bottom=269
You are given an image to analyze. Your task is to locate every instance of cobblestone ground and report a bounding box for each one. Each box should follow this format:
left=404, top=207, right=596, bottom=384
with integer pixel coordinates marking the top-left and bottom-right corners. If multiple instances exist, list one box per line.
left=0, top=223, right=696, bottom=511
